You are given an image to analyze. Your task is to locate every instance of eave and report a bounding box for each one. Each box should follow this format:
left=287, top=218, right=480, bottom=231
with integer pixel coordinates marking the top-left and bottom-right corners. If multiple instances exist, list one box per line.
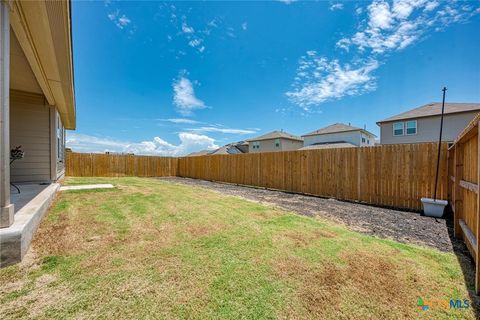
left=9, top=0, right=76, bottom=129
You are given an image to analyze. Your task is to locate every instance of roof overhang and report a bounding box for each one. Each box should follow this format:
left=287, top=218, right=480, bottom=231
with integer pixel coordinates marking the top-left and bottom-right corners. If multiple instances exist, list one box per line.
left=302, top=129, right=377, bottom=138
left=9, top=0, right=76, bottom=129
left=376, top=109, right=480, bottom=126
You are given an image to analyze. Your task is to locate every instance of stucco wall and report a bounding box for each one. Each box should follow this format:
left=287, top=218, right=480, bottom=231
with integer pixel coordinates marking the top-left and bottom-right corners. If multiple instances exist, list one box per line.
left=248, top=138, right=303, bottom=153
left=304, top=130, right=375, bottom=147
left=379, top=111, right=479, bottom=144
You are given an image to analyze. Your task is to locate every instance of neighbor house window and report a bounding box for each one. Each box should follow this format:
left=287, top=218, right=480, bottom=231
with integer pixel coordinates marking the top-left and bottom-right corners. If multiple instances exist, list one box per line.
left=393, top=122, right=404, bottom=136
left=362, top=137, right=366, bottom=143
left=275, top=139, right=280, bottom=148
left=252, top=141, right=260, bottom=149
left=406, top=120, right=417, bottom=135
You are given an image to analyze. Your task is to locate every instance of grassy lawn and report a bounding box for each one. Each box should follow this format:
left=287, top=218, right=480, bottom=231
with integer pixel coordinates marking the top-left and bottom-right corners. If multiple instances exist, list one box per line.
left=0, top=177, right=477, bottom=319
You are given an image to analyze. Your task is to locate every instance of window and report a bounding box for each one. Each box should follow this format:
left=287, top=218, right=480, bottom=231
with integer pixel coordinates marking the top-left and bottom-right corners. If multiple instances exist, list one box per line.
left=393, top=122, right=404, bottom=136
left=367, top=139, right=370, bottom=144
left=275, top=138, right=280, bottom=148
left=252, top=141, right=260, bottom=149
left=362, top=137, right=366, bottom=143
left=406, top=120, right=417, bottom=135
left=57, top=115, right=65, bottom=162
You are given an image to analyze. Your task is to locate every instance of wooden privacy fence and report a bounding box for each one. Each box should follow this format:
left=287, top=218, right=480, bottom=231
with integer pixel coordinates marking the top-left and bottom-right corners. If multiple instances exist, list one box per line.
left=66, top=143, right=448, bottom=211
left=66, top=153, right=178, bottom=177
left=177, top=143, right=447, bottom=211
left=448, top=114, right=480, bottom=294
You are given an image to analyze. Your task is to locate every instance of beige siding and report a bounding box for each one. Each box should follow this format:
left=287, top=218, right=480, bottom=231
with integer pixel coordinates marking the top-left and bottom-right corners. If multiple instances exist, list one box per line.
left=304, top=130, right=375, bottom=147
left=10, top=91, right=52, bottom=182
left=249, top=138, right=303, bottom=153
left=379, top=111, right=479, bottom=144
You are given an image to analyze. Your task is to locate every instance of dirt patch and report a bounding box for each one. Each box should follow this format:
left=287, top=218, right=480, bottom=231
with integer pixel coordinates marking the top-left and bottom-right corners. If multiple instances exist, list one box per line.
left=186, top=223, right=226, bottom=237
left=160, top=177, right=456, bottom=252
left=274, top=251, right=414, bottom=319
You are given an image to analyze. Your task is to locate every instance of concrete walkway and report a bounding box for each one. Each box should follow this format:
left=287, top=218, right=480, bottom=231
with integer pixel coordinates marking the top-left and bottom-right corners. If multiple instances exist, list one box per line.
left=60, top=184, right=114, bottom=191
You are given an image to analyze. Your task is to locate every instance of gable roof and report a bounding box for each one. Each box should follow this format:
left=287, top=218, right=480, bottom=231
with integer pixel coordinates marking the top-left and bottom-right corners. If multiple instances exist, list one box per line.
left=186, top=150, right=210, bottom=157
left=246, top=130, right=303, bottom=142
left=302, top=123, right=376, bottom=137
left=209, top=145, right=245, bottom=155
left=377, top=102, right=480, bottom=124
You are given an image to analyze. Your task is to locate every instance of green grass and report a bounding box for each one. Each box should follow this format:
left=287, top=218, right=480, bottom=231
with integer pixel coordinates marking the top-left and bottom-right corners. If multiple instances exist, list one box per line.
left=0, top=177, right=477, bottom=319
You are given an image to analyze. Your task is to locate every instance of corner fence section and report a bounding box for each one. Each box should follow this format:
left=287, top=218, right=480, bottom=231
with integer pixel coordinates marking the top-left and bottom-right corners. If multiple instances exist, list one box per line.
left=448, top=114, right=480, bottom=294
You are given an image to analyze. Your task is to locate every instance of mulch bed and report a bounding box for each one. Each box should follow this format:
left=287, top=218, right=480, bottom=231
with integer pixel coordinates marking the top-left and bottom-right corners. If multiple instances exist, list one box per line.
left=160, top=177, right=464, bottom=253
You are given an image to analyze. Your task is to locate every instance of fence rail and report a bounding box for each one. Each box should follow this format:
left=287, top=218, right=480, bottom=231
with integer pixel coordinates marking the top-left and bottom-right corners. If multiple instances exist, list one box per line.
left=66, top=144, right=447, bottom=211
left=448, top=113, right=480, bottom=294
left=66, top=153, right=178, bottom=177
left=177, top=143, right=447, bottom=211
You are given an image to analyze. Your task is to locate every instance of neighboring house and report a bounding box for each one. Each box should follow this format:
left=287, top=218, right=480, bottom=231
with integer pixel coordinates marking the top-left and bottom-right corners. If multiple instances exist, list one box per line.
left=302, top=123, right=376, bottom=148
left=186, top=150, right=211, bottom=157
left=299, top=142, right=357, bottom=150
left=1, top=1, right=75, bottom=264
left=209, top=141, right=248, bottom=155
left=246, top=131, right=303, bottom=153
left=377, top=102, right=480, bottom=144
left=187, top=141, right=248, bottom=157
left=187, top=141, right=249, bottom=157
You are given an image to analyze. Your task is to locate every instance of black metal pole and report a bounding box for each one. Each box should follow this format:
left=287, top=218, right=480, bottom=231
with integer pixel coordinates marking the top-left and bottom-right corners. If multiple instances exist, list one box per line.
left=433, top=87, right=447, bottom=200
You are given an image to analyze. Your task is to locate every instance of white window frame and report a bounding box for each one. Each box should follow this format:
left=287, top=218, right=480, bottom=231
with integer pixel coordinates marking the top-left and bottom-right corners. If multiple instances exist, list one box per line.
left=275, top=138, right=280, bottom=148
left=393, top=122, right=404, bottom=136
left=405, top=120, right=417, bottom=136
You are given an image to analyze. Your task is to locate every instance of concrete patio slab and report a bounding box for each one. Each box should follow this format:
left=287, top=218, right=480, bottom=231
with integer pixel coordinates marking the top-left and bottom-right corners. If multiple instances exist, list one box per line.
left=0, top=183, right=60, bottom=267
left=60, top=184, right=114, bottom=191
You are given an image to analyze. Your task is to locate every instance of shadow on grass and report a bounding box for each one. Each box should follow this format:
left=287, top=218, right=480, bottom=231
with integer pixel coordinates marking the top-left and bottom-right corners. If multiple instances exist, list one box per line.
left=445, top=210, right=480, bottom=318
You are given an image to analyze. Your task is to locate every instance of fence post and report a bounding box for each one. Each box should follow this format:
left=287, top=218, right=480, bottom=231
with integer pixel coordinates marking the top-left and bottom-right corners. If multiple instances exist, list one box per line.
left=454, top=144, right=463, bottom=238
left=357, top=148, right=361, bottom=201
left=476, top=121, right=480, bottom=294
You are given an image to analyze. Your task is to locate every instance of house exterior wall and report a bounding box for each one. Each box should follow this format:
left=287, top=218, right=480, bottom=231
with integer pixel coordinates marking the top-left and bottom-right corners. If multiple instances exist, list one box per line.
left=248, top=138, right=303, bottom=153
left=303, top=130, right=375, bottom=147
left=379, top=111, right=479, bottom=144
left=10, top=91, right=65, bottom=183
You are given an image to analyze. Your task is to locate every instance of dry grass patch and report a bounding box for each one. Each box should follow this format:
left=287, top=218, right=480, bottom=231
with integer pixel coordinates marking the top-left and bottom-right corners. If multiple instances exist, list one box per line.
left=0, top=177, right=477, bottom=319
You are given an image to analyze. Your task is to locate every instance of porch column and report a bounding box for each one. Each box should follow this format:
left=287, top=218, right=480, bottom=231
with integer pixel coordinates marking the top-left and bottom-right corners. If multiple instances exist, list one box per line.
left=0, top=0, right=13, bottom=228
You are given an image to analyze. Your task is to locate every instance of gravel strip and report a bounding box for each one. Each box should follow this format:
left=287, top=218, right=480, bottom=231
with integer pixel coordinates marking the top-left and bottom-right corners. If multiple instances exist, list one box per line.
left=159, top=177, right=462, bottom=253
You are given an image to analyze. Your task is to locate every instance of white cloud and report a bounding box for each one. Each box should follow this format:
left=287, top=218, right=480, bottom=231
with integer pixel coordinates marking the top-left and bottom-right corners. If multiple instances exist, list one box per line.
left=276, top=0, right=297, bottom=4
left=368, top=1, right=393, bottom=29
left=160, top=118, right=201, bottom=125
left=173, top=71, right=207, bottom=116
left=107, top=9, right=131, bottom=29
left=286, top=52, right=379, bottom=109
left=188, top=39, right=202, bottom=47
left=339, top=0, right=480, bottom=54
left=66, top=132, right=218, bottom=156
left=186, top=127, right=257, bottom=135
left=330, top=3, right=344, bottom=11
left=288, top=0, right=479, bottom=109
left=181, top=22, right=194, bottom=33
left=242, top=22, right=248, bottom=31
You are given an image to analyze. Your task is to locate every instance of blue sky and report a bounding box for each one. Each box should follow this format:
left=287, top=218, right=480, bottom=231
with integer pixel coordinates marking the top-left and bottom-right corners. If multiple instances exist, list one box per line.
left=67, top=0, right=480, bottom=155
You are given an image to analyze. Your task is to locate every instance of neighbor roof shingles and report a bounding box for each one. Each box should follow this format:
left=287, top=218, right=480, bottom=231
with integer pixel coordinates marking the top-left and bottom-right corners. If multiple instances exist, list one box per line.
left=377, top=102, right=480, bottom=123
left=302, top=123, right=376, bottom=137
left=246, top=130, right=303, bottom=142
